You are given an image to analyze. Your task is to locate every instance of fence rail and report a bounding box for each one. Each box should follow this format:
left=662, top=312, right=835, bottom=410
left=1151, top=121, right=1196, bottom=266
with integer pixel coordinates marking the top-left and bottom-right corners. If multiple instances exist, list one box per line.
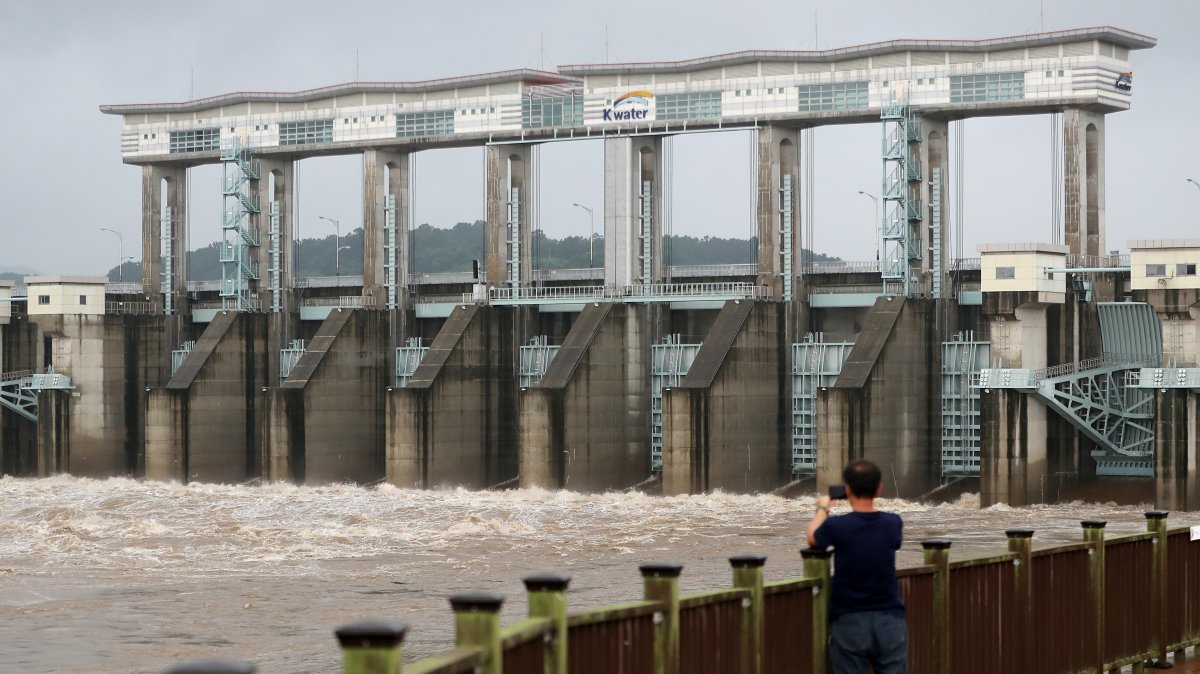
left=166, top=513, right=1200, bottom=674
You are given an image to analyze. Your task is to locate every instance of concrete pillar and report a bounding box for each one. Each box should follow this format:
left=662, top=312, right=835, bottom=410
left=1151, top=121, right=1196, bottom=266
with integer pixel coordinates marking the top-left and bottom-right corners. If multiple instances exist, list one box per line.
left=518, top=303, right=652, bottom=491
left=815, top=297, right=939, bottom=498
left=915, top=116, right=950, bottom=282
left=387, top=305, right=518, bottom=488
left=661, top=301, right=788, bottom=495
left=35, top=389, right=69, bottom=476
left=1154, top=389, right=1200, bottom=511
left=1063, top=109, right=1106, bottom=259
left=979, top=303, right=1053, bottom=506
left=979, top=388, right=1047, bottom=507
left=251, top=159, right=295, bottom=313
left=603, top=136, right=664, bottom=289
left=755, top=125, right=802, bottom=300
left=363, top=150, right=410, bottom=307
left=485, top=144, right=533, bottom=287
left=141, top=164, right=188, bottom=313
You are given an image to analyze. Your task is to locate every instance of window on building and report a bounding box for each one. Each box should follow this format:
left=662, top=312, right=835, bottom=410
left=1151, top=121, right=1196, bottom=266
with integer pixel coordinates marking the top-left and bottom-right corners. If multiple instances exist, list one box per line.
left=396, top=110, right=455, bottom=137
left=168, top=128, right=220, bottom=154
left=522, top=95, right=583, bottom=129
left=995, top=266, right=1015, bottom=279
left=37, top=295, right=50, bottom=305
left=1177, top=263, right=1198, bottom=276
left=656, top=91, right=723, bottom=121
left=796, top=82, right=869, bottom=112
left=79, top=295, right=87, bottom=305
left=278, top=120, right=334, bottom=145
left=950, top=72, right=1025, bottom=103
left=1146, top=264, right=1167, bottom=277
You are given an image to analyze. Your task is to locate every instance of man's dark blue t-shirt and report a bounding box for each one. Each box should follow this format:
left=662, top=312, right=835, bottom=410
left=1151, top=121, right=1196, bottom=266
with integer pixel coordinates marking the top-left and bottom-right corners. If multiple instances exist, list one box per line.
left=812, top=510, right=904, bottom=620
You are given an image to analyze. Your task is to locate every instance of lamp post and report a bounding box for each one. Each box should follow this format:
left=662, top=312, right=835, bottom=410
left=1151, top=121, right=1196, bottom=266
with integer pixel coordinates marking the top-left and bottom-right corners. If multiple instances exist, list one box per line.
left=856, top=191, right=879, bottom=261
left=572, top=203, right=595, bottom=268
left=1187, top=177, right=1200, bottom=193
left=99, top=227, right=124, bottom=282
left=318, top=216, right=341, bottom=277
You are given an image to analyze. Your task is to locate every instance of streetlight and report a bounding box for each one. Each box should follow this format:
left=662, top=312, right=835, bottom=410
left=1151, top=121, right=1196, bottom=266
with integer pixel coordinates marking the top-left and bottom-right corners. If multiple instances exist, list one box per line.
left=318, top=216, right=341, bottom=277
left=856, top=191, right=879, bottom=261
left=1187, top=178, right=1200, bottom=192
left=99, top=227, right=124, bottom=282
left=572, top=203, right=595, bottom=268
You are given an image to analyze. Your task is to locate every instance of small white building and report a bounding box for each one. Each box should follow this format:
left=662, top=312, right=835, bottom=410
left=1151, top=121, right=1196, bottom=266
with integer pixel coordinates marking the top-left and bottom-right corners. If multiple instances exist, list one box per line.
left=24, top=276, right=106, bottom=316
left=0, top=280, right=12, bottom=324
left=978, top=243, right=1068, bottom=301
left=1128, top=239, right=1200, bottom=291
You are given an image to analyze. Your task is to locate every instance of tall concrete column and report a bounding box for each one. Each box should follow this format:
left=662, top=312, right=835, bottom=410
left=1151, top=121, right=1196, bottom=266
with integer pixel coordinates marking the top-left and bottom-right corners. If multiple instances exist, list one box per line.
left=915, top=116, right=950, bottom=282
left=363, top=150, right=410, bottom=307
left=1063, top=109, right=1106, bottom=259
left=755, top=126, right=802, bottom=300
left=252, top=159, right=295, bottom=313
left=603, top=136, right=664, bottom=289
left=1154, top=389, right=1199, bottom=512
left=140, top=164, right=188, bottom=313
left=485, top=145, right=533, bottom=287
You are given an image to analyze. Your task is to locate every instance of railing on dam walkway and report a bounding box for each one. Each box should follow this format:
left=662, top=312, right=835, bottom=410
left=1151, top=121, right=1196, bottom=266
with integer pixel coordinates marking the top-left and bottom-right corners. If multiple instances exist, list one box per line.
left=166, top=512, right=1200, bottom=674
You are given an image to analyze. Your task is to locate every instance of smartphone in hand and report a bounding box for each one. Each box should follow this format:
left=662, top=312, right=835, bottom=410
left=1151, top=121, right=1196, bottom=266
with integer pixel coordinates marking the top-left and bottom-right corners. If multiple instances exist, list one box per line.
left=828, top=485, right=847, bottom=500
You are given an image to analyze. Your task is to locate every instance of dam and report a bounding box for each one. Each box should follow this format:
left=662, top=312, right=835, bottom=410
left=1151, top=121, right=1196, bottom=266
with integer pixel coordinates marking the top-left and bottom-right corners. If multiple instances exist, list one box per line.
left=2, top=26, right=1198, bottom=509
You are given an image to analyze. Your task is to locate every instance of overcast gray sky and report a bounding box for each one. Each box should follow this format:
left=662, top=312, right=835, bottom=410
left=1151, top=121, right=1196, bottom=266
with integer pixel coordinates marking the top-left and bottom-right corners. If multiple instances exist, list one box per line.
left=0, top=0, right=1195, bottom=275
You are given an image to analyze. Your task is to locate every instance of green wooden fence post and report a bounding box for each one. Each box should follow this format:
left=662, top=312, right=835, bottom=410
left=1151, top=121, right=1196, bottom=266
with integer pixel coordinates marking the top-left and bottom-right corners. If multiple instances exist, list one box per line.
left=524, top=573, right=571, bottom=674
left=922, top=539, right=952, bottom=674
left=1081, top=520, right=1107, bottom=674
left=1006, top=529, right=1034, bottom=674
left=165, top=660, right=256, bottom=674
left=730, top=554, right=766, bottom=674
left=450, top=592, right=504, bottom=674
left=334, top=620, right=408, bottom=674
left=801, top=547, right=832, bottom=674
left=1146, top=510, right=1171, bottom=668
left=641, top=563, right=683, bottom=674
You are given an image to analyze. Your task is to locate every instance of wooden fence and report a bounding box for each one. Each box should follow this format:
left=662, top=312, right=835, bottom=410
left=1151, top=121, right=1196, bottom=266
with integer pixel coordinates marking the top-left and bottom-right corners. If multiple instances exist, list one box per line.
left=166, top=512, right=1200, bottom=674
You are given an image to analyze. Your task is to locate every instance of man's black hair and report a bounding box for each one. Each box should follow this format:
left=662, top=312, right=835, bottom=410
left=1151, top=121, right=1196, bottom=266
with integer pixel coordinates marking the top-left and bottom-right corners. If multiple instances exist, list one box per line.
left=842, top=460, right=883, bottom=498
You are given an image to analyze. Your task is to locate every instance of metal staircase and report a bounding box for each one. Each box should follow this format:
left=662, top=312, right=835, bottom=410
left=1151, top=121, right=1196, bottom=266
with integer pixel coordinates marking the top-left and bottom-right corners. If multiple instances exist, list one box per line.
left=220, top=137, right=261, bottom=311
left=880, top=101, right=922, bottom=297
left=0, top=369, right=73, bottom=422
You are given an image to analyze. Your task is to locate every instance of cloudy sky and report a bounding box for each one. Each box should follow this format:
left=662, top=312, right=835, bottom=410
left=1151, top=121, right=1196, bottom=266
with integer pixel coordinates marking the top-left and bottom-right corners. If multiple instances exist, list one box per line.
left=0, top=0, right=1195, bottom=275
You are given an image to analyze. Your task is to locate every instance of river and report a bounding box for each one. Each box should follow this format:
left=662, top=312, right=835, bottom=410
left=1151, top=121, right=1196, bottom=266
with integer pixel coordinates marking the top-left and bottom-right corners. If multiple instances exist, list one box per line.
left=0, top=476, right=1191, bottom=673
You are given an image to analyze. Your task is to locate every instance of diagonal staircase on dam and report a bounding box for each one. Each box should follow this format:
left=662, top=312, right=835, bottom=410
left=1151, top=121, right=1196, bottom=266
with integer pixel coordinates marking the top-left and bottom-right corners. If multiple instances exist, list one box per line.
left=975, top=302, right=1165, bottom=476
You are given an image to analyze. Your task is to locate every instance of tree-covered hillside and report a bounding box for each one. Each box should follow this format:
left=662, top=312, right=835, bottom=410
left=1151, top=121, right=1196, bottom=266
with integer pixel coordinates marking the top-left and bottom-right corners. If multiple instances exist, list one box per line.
left=104, top=221, right=841, bottom=280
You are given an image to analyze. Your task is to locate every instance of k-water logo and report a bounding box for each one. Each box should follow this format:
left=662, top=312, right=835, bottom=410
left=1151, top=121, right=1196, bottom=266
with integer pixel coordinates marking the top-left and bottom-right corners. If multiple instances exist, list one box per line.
left=603, top=91, right=653, bottom=121
left=1115, top=71, right=1132, bottom=91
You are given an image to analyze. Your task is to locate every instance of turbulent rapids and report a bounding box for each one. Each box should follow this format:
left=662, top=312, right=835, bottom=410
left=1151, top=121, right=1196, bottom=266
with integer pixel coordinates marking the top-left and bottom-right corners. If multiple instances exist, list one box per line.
left=0, top=476, right=1189, bottom=672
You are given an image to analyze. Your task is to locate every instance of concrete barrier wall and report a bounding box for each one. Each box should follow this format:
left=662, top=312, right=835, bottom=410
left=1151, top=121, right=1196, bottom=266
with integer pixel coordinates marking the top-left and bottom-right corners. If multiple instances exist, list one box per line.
left=387, top=305, right=517, bottom=488
left=816, top=297, right=939, bottom=499
left=278, top=309, right=390, bottom=484
left=519, top=303, right=652, bottom=491
left=662, top=300, right=788, bottom=495
left=145, top=311, right=268, bottom=483
left=21, top=315, right=172, bottom=477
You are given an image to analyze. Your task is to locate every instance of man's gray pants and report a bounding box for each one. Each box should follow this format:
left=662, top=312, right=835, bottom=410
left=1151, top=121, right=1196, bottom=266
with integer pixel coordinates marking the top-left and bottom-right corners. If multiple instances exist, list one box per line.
left=829, top=610, right=907, bottom=674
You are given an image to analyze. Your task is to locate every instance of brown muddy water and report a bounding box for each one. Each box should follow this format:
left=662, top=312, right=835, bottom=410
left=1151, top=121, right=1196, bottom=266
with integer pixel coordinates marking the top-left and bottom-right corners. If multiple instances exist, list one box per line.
left=0, top=476, right=1192, bottom=673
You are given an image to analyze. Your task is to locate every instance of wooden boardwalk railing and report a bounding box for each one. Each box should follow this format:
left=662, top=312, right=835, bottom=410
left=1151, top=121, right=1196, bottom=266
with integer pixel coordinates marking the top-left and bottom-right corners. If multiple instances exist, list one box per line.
left=165, top=511, right=1200, bottom=674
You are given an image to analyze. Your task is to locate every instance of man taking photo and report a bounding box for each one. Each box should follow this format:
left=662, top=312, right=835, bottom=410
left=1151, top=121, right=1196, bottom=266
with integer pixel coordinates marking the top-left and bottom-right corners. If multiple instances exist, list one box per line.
left=806, top=459, right=907, bottom=674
